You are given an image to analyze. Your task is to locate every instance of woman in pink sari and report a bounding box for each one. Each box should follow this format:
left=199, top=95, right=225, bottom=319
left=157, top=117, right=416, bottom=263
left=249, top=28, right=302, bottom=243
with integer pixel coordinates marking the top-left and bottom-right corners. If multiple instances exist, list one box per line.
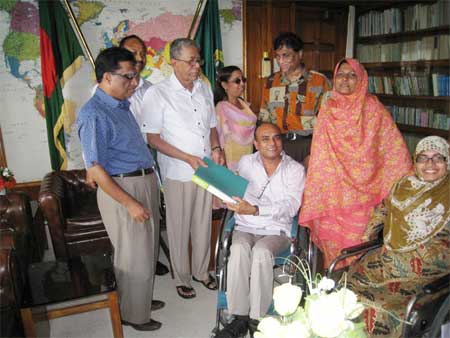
left=299, top=58, right=413, bottom=269
left=214, top=66, right=257, bottom=172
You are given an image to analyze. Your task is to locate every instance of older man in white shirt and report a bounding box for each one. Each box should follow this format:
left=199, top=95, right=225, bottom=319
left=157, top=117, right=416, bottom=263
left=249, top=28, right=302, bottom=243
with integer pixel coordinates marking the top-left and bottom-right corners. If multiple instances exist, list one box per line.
left=142, top=38, right=223, bottom=299
left=216, top=122, right=305, bottom=338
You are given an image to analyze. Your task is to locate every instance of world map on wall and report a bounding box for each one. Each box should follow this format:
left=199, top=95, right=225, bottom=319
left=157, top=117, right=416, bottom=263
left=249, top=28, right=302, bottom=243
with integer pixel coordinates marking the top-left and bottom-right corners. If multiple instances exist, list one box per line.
left=0, top=0, right=241, bottom=182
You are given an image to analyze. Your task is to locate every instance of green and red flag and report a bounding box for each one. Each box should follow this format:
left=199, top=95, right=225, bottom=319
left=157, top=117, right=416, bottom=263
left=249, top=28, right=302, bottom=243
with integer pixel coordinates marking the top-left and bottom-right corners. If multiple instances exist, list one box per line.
left=39, top=0, right=84, bottom=170
left=194, top=0, right=224, bottom=88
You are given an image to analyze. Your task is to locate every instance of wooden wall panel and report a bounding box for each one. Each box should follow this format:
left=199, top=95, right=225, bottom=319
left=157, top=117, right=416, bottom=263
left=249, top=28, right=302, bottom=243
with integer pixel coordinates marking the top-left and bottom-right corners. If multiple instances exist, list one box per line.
left=245, top=2, right=270, bottom=112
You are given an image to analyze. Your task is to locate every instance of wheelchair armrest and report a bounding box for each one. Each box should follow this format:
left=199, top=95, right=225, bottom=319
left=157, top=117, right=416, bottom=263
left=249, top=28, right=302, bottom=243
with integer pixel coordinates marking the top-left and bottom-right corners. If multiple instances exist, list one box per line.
left=224, top=216, right=235, bottom=233
left=290, top=217, right=299, bottom=240
left=341, top=239, right=383, bottom=255
left=328, top=239, right=383, bottom=277
left=423, top=273, right=450, bottom=294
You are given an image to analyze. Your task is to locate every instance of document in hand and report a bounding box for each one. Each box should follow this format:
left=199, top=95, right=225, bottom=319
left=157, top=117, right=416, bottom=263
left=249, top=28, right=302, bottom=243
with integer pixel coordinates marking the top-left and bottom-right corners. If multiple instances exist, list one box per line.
left=192, top=158, right=249, bottom=204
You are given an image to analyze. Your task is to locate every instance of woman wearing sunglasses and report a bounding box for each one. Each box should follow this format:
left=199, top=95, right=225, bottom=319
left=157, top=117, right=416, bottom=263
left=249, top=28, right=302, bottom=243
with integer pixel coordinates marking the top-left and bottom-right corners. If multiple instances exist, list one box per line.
left=214, top=66, right=257, bottom=172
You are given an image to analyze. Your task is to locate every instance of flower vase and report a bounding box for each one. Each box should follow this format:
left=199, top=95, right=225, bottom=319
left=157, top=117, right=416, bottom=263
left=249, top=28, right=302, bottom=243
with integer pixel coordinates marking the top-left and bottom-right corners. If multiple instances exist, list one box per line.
left=0, top=188, right=5, bottom=195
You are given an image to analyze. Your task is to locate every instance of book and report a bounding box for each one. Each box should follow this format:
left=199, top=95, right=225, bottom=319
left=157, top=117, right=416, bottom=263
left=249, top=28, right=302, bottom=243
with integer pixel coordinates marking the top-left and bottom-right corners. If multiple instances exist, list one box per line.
left=192, top=157, right=249, bottom=204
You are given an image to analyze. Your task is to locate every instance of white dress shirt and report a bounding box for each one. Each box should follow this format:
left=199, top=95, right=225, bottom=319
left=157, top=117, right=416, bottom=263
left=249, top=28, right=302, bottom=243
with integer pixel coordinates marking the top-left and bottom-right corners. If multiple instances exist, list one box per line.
left=235, top=152, right=305, bottom=236
left=141, top=73, right=217, bottom=182
left=130, top=77, right=152, bottom=132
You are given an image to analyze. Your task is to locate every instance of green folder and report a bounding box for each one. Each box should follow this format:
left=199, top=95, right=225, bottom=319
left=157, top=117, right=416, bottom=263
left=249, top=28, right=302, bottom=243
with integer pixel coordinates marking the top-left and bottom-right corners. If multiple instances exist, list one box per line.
left=192, top=157, right=248, bottom=204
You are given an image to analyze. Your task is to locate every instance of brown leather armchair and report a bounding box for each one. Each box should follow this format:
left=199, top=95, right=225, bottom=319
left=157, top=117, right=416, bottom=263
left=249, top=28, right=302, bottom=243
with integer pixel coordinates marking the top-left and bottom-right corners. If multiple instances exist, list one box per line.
left=0, top=246, right=24, bottom=337
left=0, top=192, right=35, bottom=337
left=38, top=170, right=112, bottom=259
left=0, top=192, right=36, bottom=265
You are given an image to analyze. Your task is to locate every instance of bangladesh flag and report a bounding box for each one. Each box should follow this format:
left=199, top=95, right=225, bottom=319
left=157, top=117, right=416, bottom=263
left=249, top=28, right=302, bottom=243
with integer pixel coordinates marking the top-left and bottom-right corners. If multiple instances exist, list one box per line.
left=194, top=0, right=224, bottom=88
left=39, top=0, right=84, bottom=170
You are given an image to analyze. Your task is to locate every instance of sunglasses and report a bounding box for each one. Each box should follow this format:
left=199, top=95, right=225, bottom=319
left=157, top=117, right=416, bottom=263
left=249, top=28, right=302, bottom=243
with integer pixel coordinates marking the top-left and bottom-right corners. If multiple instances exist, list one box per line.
left=230, top=77, right=247, bottom=85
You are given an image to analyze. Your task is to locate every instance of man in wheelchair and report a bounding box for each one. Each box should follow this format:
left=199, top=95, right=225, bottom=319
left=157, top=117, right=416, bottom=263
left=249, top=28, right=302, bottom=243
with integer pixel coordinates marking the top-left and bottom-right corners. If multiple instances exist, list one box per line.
left=215, top=123, right=305, bottom=338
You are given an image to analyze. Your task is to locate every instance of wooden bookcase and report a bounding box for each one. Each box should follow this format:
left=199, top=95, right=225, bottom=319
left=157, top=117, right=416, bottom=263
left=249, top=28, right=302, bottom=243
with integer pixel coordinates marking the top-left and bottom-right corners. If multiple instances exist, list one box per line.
left=355, top=1, right=450, bottom=154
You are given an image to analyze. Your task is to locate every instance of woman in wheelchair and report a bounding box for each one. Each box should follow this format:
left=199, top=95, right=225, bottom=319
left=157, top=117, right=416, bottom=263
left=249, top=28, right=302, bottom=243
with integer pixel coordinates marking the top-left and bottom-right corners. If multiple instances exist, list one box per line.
left=346, top=136, right=450, bottom=337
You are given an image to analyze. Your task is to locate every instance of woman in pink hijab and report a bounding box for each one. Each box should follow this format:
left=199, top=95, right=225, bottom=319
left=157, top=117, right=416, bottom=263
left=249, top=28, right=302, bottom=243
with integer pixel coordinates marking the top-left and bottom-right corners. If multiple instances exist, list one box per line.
left=299, top=58, right=413, bottom=269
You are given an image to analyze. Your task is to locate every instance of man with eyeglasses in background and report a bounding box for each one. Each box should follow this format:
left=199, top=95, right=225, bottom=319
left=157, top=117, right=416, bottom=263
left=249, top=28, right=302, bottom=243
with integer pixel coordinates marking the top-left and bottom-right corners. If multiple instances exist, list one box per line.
left=214, top=122, right=305, bottom=338
left=89, top=35, right=170, bottom=279
left=142, top=38, right=224, bottom=299
left=118, top=35, right=170, bottom=281
left=259, top=32, right=331, bottom=169
left=77, top=47, right=161, bottom=331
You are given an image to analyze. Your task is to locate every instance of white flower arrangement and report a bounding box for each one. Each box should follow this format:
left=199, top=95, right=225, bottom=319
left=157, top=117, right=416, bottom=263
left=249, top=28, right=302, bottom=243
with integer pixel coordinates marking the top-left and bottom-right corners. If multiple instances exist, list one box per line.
left=254, top=259, right=367, bottom=338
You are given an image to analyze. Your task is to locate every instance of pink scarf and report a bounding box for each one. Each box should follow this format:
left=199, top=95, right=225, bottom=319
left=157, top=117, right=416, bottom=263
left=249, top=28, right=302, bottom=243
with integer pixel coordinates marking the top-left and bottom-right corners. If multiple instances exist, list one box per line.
left=299, top=58, right=413, bottom=224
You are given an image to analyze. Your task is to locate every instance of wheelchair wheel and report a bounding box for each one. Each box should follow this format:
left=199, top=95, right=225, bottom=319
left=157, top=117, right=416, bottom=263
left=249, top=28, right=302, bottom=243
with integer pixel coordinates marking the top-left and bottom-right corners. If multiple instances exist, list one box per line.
left=428, top=294, right=450, bottom=338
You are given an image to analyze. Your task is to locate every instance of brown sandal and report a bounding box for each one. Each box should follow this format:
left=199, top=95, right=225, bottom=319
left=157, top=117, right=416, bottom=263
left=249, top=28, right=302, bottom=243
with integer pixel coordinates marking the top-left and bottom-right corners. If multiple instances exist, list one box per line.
left=193, top=275, right=218, bottom=290
left=176, top=285, right=196, bottom=299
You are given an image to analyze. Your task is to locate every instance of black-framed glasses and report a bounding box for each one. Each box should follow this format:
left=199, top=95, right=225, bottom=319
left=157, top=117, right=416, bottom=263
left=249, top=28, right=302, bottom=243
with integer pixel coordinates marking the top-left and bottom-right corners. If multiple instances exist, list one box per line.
left=111, top=72, right=138, bottom=81
left=173, top=58, right=204, bottom=66
left=230, top=77, right=247, bottom=85
left=416, top=154, right=446, bottom=164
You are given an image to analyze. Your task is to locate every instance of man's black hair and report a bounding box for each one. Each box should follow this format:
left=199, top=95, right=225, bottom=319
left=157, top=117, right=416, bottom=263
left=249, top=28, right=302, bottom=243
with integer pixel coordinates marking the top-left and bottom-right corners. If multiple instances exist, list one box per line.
left=119, top=34, right=146, bottom=50
left=94, top=47, right=136, bottom=83
left=273, top=32, right=304, bottom=52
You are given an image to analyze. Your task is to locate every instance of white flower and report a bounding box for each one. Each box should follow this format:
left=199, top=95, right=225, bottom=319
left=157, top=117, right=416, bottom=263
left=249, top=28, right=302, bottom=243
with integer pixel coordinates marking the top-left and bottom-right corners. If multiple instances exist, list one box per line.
left=317, top=277, right=335, bottom=291
left=257, top=317, right=282, bottom=337
left=280, top=320, right=310, bottom=338
left=335, top=288, right=365, bottom=320
left=253, top=332, right=269, bottom=338
left=307, top=293, right=348, bottom=337
left=273, top=282, right=302, bottom=316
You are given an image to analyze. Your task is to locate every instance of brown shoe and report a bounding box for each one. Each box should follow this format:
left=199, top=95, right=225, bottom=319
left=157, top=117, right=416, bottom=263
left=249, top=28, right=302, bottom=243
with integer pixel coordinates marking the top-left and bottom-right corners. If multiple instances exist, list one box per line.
left=121, top=319, right=162, bottom=331
left=151, top=300, right=165, bottom=311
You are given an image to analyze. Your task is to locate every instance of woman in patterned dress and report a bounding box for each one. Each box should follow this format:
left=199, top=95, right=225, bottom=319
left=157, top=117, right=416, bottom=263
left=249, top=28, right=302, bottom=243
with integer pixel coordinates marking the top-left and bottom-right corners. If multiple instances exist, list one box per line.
left=347, top=136, right=450, bottom=337
left=214, top=66, right=256, bottom=172
left=299, top=58, right=413, bottom=269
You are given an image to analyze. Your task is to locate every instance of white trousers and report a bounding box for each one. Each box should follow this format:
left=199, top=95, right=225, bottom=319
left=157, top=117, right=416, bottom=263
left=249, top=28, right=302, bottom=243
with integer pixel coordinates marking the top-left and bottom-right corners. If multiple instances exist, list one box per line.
left=227, top=230, right=290, bottom=319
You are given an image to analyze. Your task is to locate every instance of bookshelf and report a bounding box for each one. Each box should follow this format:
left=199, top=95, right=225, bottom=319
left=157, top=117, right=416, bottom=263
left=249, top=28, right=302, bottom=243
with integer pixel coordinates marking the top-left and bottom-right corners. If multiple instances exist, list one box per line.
left=355, top=0, right=450, bottom=154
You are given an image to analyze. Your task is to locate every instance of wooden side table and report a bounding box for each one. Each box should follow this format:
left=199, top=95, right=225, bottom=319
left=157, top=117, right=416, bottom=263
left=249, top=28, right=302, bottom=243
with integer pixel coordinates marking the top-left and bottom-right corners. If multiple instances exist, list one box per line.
left=20, top=254, right=123, bottom=337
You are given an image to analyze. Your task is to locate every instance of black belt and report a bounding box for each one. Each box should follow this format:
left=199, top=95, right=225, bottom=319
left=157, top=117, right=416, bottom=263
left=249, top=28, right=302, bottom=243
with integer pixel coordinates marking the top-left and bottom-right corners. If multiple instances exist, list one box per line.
left=112, top=168, right=154, bottom=178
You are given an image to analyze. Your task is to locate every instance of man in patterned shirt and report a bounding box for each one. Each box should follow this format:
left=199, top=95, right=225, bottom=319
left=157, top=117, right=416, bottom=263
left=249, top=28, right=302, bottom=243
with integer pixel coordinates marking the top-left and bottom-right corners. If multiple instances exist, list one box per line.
left=259, top=32, right=331, bottom=167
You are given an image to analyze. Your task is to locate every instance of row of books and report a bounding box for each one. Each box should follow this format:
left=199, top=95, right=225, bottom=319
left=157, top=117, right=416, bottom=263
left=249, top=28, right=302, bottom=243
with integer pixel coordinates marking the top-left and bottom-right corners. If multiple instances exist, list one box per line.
left=386, top=105, right=450, bottom=130
left=402, top=134, right=424, bottom=156
left=368, top=73, right=450, bottom=97
left=358, top=0, right=449, bottom=37
left=357, top=35, right=450, bottom=62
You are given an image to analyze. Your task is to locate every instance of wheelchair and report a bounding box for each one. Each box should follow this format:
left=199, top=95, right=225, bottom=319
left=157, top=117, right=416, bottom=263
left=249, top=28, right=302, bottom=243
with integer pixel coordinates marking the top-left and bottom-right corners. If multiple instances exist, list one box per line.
left=327, top=225, right=450, bottom=338
left=211, top=210, right=308, bottom=337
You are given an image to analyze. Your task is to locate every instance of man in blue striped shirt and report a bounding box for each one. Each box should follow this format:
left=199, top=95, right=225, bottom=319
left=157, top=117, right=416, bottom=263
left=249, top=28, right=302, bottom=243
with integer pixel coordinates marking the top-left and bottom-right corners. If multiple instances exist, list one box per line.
left=77, top=47, right=161, bottom=331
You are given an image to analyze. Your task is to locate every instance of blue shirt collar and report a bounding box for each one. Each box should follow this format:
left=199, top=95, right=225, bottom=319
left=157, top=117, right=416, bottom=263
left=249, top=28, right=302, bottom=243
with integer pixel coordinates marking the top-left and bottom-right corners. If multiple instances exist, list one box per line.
left=95, top=87, right=130, bottom=110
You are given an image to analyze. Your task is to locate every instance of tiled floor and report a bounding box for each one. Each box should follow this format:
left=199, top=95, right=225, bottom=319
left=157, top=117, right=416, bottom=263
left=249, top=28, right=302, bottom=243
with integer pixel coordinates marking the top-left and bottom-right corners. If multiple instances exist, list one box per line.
left=38, top=227, right=218, bottom=338
left=41, top=271, right=218, bottom=338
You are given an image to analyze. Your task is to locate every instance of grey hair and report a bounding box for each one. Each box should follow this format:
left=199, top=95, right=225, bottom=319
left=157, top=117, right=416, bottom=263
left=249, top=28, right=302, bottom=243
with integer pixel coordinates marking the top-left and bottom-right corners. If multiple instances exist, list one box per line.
left=170, top=38, right=198, bottom=59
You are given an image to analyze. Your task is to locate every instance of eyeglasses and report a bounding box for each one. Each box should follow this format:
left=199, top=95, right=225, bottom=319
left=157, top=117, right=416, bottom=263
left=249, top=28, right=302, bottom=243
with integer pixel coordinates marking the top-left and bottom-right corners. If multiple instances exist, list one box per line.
left=230, top=77, right=247, bottom=85
left=111, top=72, right=138, bottom=81
left=416, top=154, right=447, bottom=164
left=335, top=72, right=358, bottom=81
left=275, top=53, right=296, bottom=61
left=173, top=58, right=204, bottom=66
